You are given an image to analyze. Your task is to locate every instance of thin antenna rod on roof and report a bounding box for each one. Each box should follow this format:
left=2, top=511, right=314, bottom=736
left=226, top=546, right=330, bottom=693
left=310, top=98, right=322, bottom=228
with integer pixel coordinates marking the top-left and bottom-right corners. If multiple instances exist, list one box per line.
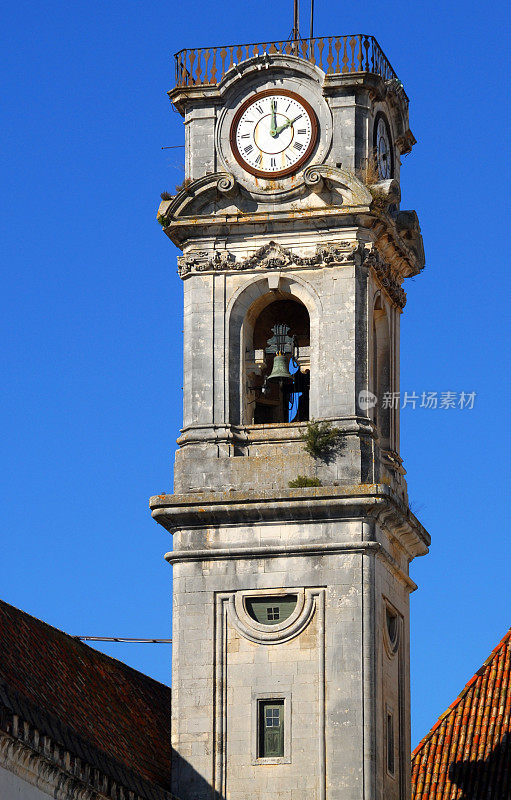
left=292, top=0, right=299, bottom=40
left=310, top=0, right=314, bottom=39
left=74, top=636, right=172, bottom=643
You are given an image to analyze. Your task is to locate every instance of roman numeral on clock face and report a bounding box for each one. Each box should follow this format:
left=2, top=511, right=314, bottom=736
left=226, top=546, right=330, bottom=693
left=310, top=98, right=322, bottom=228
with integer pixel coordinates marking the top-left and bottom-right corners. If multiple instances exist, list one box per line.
left=270, top=157, right=276, bottom=168
left=244, top=145, right=253, bottom=154
left=293, top=142, right=303, bottom=151
left=297, top=129, right=306, bottom=135
left=255, top=154, right=262, bottom=166
left=255, top=105, right=263, bottom=114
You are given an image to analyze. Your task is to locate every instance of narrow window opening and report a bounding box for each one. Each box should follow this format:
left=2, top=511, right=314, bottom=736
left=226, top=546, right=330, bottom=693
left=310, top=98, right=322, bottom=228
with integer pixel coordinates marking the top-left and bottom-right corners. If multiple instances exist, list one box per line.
left=259, top=700, right=284, bottom=758
left=386, top=710, right=395, bottom=775
left=372, top=298, right=391, bottom=449
left=386, top=607, right=398, bottom=647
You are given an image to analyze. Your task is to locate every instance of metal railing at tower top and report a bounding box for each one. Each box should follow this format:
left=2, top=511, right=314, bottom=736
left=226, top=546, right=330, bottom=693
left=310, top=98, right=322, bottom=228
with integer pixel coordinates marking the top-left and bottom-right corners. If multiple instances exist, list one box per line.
left=174, top=34, right=402, bottom=91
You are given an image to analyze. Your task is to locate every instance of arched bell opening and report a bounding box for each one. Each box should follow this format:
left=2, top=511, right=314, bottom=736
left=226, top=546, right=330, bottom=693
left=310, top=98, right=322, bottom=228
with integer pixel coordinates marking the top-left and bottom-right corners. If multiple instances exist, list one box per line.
left=372, top=296, right=391, bottom=450
left=243, top=295, right=310, bottom=425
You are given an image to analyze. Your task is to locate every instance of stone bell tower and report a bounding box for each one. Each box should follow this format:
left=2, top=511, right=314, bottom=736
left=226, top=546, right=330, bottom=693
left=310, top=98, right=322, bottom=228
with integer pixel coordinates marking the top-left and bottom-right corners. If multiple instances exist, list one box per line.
left=150, top=34, right=429, bottom=800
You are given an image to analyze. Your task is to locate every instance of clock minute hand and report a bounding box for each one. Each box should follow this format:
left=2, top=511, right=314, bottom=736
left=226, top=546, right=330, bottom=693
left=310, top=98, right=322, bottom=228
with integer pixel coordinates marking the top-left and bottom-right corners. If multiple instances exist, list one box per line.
left=274, top=115, right=300, bottom=136
left=270, top=100, right=277, bottom=137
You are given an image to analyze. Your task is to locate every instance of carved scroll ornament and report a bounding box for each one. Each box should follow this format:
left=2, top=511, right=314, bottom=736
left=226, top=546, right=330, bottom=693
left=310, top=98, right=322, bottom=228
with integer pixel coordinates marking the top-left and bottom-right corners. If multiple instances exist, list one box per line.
left=363, top=248, right=406, bottom=308
left=177, top=239, right=363, bottom=277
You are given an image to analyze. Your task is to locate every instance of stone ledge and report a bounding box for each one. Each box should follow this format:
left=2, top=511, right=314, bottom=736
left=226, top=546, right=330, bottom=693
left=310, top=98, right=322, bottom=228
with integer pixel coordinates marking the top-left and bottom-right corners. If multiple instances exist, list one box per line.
left=150, top=483, right=430, bottom=558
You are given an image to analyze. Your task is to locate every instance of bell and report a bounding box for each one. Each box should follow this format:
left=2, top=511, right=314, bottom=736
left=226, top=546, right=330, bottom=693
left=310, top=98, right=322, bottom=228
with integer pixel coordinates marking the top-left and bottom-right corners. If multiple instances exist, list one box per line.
left=267, top=353, right=292, bottom=383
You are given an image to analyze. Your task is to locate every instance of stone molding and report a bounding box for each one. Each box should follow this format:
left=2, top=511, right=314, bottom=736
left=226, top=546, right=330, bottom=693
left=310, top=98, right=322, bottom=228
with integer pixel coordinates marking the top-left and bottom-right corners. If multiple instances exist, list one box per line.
left=157, top=166, right=424, bottom=278
left=176, top=238, right=363, bottom=277
left=157, top=164, right=373, bottom=244
left=213, top=589, right=326, bottom=800
left=0, top=729, right=107, bottom=800
left=230, top=587, right=317, bottom=644
left=158, top=165, right=371, bottom=223
left=364, top=248, right=407, bottom=308
left=175, top=417, right=376, bottom=449
left=175, top=238, right=407, bottom=308
left=165, top=540, right=417, bottom=592
left=151, top=484, right=430, bottom=560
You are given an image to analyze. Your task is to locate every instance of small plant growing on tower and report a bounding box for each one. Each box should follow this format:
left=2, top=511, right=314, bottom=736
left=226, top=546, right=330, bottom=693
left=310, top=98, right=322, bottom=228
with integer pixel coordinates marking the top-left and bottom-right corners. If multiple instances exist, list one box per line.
left=175, top=177, right=193, bottom=193
left=356, top=154, right=389, bottom=209
left=288, top=475, right=322, bottom=488
left=160, top=191, right=173, bottom=200
left=356, top=152, right=380, bottom=186
left=300, top=419, right=343, bottom=461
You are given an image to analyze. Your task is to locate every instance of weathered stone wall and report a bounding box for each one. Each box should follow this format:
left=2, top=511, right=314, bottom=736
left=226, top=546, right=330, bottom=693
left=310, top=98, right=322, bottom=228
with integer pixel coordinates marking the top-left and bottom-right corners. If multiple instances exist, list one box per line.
left=175, top=251, right=406, bottom=500
left=168, top=511, right=416, bottom=800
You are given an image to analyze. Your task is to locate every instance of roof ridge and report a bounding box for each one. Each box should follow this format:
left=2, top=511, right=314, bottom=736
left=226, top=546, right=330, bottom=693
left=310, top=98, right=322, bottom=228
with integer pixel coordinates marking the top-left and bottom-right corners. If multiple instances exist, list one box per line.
left=0, top=597, right=171, bottom=692
left=411, top=625, right=511, bottom=759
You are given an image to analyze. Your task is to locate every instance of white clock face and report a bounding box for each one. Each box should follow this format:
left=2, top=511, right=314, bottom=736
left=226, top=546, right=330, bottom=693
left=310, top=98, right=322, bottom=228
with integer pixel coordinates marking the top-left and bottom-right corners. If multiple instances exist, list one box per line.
left=230, top=90, right=317, bottom=178
left=375, top=116, right=392, bottom=180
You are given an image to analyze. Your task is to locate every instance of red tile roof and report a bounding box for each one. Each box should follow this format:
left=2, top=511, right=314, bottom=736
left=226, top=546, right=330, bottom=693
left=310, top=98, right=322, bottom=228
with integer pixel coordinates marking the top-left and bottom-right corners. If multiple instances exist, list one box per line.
left=0, top=599, right=171, bottom=797
left=411, top=627, right=511, bottom=799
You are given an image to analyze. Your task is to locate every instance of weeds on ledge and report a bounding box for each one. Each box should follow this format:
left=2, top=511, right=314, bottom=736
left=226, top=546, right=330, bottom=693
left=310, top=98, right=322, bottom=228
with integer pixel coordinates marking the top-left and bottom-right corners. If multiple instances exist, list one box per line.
left=288, top=475, right=322, bottom=488
left=300, top=419, right=343, bottom=461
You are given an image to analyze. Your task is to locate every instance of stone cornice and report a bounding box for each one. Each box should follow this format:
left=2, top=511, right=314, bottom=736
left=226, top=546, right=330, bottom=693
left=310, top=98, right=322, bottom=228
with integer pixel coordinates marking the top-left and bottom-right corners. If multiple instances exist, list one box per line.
left=0, top=706, right=172, bottom=800
left=369, top=209, right=425, bottom=279
left=157, top=168, right=424, bottom=280
left=165, top=540, right=417, bottom=593
left=1, top=728, right=107, bottom=800
left=157, top=165, right=373, bottom=248
left=150, top=484, right=430, bottom=560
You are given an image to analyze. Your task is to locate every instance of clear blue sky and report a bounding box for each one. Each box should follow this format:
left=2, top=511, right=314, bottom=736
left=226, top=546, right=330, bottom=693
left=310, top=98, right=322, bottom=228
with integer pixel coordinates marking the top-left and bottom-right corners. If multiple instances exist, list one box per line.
left=2, top=0, right=510, bottom=748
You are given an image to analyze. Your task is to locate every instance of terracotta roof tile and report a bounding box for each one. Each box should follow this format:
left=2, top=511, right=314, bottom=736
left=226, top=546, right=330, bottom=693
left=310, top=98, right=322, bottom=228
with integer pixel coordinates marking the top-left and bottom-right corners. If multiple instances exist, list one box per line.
left=411, top=627, right=511, bottom=799
left=0, top=599, right=171, bottom=795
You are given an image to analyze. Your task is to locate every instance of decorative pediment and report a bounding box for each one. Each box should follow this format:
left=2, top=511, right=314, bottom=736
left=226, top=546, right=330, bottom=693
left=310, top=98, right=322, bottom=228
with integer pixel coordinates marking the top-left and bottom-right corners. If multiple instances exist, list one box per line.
left=303, top=164, right=372, bottom=206
left=157, top=165, right=373, bottom=237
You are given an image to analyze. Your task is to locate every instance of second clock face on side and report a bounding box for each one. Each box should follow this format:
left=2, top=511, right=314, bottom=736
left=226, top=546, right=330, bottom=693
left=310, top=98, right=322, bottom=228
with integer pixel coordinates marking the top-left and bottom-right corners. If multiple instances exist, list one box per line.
left=374, top=114, right=393, bottom=180
left=230, top=89, right=318, bottom=179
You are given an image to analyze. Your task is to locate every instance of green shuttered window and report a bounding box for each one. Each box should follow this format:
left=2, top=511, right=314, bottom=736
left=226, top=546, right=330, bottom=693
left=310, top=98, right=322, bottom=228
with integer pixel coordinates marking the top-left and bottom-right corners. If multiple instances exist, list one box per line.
left=259, top=700, right=284, bottom=758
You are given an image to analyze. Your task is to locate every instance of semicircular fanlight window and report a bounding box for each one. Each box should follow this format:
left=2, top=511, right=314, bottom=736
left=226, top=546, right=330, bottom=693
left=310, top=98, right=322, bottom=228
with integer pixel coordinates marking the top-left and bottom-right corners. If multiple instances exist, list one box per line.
left=245, top=595, right=298, bottom=626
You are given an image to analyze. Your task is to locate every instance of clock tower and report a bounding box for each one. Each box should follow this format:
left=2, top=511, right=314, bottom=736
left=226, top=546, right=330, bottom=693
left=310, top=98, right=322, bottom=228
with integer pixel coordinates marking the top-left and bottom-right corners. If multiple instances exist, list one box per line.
left=151, top=34, right=429, bottom=800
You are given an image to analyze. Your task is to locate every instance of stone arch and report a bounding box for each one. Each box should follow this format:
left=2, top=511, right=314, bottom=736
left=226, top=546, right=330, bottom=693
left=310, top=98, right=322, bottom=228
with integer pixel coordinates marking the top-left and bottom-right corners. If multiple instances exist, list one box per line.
left=227, top=274, right=322, bottom=425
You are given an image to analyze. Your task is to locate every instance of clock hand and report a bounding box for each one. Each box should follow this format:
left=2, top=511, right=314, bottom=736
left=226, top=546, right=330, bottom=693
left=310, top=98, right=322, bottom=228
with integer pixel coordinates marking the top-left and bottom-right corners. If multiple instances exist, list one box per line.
left=274, top=115, right=300, bottom=136
left=270, top=100, right=277, bottom=137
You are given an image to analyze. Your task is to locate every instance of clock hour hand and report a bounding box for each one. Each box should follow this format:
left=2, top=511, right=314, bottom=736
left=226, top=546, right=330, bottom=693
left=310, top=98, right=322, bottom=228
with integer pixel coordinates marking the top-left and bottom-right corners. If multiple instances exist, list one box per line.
left=273, top=115, right=300, bottom=136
